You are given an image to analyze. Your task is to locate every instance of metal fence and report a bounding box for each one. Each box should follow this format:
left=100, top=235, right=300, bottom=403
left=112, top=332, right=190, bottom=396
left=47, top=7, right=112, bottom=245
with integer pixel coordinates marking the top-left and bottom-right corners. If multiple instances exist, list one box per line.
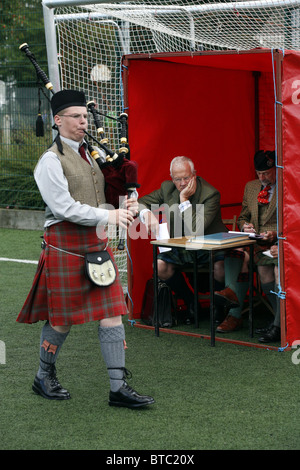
left=0, top=1, right=51, bottom=210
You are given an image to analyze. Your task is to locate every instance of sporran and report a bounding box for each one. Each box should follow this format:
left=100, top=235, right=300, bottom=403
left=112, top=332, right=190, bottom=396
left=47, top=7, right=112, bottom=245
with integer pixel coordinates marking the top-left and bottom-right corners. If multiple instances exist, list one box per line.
left=85, top=251, right=116, bottom=287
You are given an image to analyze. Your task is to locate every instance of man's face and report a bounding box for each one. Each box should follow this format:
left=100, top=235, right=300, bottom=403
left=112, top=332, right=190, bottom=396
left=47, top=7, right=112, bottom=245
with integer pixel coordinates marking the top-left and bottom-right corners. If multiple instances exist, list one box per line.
left=171, top=162, right=194, bottom=192
left=256, top=166, right=276, bottom=186
left=54, top=106, right=88, bottom=142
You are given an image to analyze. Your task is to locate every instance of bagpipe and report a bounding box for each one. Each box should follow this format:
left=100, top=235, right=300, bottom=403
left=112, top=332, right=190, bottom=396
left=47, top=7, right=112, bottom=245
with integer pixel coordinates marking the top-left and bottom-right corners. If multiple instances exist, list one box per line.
left=19, top=43, right=140, bottom=250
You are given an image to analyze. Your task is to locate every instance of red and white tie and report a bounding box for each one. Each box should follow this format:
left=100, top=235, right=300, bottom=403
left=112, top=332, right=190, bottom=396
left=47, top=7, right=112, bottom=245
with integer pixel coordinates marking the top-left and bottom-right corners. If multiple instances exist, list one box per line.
left=257, top=185, right=271, bottom=204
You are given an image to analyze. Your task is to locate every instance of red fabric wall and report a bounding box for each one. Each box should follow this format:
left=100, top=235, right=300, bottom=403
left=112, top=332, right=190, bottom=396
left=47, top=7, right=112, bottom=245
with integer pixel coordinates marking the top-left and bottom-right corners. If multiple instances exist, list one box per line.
left=124, top=51, right=295, bottom=339
left=281, top=51, right=300, bottom=346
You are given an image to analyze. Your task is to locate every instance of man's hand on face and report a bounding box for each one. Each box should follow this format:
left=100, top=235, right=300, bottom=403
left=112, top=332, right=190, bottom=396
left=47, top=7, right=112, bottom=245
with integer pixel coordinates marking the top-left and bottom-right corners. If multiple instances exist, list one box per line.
left=180, top=175, right=197, bottom=203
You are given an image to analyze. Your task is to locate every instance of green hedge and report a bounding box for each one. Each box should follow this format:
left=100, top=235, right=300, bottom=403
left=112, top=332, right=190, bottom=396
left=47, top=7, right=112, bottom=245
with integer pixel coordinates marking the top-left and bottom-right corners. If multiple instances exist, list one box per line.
left=0, top=127, right=52, bottom=209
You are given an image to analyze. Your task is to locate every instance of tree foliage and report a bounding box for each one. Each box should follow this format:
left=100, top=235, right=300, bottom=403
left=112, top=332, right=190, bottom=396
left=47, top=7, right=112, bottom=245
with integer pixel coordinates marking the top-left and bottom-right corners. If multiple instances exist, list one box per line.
left=0, top=0, right=48, bottom=85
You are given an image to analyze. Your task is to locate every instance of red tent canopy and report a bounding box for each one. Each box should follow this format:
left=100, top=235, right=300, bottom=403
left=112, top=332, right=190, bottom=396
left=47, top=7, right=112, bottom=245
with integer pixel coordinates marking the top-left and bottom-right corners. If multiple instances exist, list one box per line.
left=122, top=48, right=300, bottom=348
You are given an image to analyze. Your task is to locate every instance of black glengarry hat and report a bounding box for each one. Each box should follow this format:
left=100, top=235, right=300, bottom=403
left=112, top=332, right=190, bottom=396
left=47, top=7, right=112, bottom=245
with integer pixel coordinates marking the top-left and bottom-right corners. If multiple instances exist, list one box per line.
left=254, top=150, right=275, bottom=171
left=51, top=89, right=86, bottom=116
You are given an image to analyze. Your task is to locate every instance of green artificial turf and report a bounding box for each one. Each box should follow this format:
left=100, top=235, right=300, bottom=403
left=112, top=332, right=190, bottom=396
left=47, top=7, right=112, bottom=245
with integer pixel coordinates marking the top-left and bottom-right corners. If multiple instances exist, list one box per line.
left=0, top=228, right=299, bottom=450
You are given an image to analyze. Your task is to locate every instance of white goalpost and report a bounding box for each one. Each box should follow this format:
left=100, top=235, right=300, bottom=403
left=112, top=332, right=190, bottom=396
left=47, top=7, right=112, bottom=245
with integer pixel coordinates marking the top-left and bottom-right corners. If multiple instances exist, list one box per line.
left=41, top=0, right=300, bottom=295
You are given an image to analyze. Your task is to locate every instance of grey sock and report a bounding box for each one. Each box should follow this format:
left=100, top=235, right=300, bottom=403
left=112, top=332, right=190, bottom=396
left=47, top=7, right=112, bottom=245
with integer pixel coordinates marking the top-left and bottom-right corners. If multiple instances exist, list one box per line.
left=229, top=281, right=249, bottom=319
left=98, top=323, right=126, bottom=392
left=225, top=255, right=244, bottom=291
left=37, top=322, right=69, bottom=379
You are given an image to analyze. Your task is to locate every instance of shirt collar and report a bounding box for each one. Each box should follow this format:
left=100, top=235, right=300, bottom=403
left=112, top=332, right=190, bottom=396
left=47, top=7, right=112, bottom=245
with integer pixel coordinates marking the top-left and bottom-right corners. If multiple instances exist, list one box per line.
left=60, top=136, right=85, bottom=153
left=60, top=136, right=94, bottom=167
left=262, top=182, right=276, bottom=189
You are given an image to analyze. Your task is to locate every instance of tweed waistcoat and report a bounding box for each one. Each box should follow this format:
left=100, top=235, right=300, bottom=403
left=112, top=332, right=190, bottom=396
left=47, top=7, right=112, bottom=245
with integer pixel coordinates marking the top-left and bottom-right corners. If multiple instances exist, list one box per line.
left=49, top=141, right=106, bottom=207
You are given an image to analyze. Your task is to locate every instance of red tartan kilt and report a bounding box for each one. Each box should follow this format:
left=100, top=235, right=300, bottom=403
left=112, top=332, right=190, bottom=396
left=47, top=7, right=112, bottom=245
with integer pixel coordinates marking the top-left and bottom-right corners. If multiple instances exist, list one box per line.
left=17, top=221, right=128, bottom=326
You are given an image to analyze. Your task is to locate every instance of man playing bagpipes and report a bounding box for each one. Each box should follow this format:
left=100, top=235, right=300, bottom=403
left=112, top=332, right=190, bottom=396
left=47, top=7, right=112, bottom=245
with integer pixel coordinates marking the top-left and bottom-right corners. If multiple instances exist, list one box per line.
left=17, top=89, right=154, bottom=409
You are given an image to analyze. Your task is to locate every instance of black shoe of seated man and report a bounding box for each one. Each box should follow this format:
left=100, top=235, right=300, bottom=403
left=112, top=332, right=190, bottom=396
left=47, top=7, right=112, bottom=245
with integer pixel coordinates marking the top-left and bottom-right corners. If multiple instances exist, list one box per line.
left=32, top=368, right=71, bottom=400
left=255, top=322, right=273, bottom=335
left=184, top=315, right=194, bottom=325
left=109, top=382, right=155, bottom=408
left=214, top=306, right=227, bottom=325
left=184, top=301, right=201, bottom=324
left=258, top=325, right=281, bottom=343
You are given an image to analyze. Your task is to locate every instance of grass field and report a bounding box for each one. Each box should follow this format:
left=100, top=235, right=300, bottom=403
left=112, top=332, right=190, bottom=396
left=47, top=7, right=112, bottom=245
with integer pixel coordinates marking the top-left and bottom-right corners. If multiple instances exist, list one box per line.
left=0, top=228, right=299, bottom=451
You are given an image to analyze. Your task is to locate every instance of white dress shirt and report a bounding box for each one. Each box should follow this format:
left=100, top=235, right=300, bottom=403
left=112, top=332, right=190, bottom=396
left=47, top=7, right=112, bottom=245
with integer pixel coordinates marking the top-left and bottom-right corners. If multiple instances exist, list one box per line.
left=34, top=136, right=109, bottom=227
left=266, top=183, right=275, bottom=202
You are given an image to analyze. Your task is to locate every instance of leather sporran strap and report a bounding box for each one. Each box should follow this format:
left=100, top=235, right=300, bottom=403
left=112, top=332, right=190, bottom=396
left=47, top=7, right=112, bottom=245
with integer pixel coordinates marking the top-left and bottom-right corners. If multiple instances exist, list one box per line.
left=85, top=251, right=116, bottom=287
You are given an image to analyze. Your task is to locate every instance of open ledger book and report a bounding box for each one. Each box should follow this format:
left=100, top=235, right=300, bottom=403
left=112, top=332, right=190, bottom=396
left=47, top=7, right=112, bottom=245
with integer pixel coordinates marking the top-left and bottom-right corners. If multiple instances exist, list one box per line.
left=187, top=232, right=250, bottom=245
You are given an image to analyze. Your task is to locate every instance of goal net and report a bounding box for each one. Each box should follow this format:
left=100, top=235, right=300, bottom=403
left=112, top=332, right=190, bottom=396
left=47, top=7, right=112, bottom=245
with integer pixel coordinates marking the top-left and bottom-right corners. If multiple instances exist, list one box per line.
left=43, top=0, right=300, bottom=293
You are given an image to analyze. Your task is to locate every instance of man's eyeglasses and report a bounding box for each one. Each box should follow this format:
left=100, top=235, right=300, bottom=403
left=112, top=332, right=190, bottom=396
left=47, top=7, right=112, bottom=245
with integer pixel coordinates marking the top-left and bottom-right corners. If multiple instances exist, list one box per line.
left=172, top=176, right=192, bottom=184
left=59, top=113, right=88, bottom=120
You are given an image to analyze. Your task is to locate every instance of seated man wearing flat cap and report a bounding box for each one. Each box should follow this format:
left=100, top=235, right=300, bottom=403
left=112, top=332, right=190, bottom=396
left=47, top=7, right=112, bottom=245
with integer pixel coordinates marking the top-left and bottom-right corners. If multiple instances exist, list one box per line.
left=214, top=150, right=280, bottom=343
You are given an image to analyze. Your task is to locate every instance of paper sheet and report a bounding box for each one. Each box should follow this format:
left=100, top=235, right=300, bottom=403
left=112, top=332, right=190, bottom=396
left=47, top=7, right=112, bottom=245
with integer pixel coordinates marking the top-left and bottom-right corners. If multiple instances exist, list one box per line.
left=229, top=230, right=263, bottom=239
left=263, top=250, right=274, bottom=258
left=157, top=223, right=171, bottom=253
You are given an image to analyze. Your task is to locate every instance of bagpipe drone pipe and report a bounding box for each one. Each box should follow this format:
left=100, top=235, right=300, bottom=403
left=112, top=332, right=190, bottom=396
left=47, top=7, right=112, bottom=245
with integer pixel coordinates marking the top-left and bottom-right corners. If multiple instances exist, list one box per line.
left=19, top=43, right=140, bottom=250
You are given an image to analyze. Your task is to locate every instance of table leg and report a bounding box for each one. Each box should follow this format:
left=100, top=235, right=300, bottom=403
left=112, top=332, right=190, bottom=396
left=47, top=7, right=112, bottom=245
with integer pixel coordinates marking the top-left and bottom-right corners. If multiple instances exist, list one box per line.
left=193, top=250, right=199, bottom=328
left=209, top=250, right=215, bottom=347
left=153, top=245, right=159, bottom=337
left=249, top=244, right=254, bottom=337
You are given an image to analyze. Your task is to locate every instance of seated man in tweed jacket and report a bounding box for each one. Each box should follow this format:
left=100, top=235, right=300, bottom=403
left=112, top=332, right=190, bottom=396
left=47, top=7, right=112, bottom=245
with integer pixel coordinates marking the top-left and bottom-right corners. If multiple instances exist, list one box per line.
left=139, top=156, right=227, bottom=324
left=17, top=90, right=154, bottom=408
left=215, top=150, right=280, bottom=343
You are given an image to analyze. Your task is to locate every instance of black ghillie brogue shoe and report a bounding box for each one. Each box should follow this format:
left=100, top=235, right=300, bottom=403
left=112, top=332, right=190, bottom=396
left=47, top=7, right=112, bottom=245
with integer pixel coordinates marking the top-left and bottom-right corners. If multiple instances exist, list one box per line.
left=32, top=365, right=71, bottom=400
left=109, top=382, right=155, bottom=409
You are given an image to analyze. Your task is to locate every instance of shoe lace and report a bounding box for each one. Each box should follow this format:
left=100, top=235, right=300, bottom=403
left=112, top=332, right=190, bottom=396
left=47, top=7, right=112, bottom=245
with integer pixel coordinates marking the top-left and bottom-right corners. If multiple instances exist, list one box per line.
left=123, top=367, right=132, bottom=380
left=48, top=364, right=59, bottom=383
left=40, top=359, right=61, bottom=387
left=107, top=366, right=132, bottom=381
